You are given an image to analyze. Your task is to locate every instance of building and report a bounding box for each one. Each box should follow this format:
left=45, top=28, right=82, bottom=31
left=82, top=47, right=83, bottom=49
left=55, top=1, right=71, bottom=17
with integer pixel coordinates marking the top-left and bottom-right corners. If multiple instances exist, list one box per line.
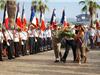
left=76, top=14, right=90, bottom=25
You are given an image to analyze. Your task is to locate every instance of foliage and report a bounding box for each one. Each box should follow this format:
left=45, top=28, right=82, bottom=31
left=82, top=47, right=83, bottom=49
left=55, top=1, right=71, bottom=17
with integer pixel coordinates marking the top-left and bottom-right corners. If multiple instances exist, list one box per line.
left=32, top=0, right=48, bottom=13
left=79, top=0, right=100, bottom=12
left=79, top=0, right=100, bottom=26
left=58, top=29, right=75, bottom=39
left=0, top=0, right=6, bottom=10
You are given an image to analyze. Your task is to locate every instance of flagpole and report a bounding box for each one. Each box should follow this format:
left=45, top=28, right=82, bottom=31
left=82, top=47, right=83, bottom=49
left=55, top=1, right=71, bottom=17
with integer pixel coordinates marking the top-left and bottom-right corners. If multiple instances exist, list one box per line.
left=2, top=3, right=6, bottom=31
left=21, top=2, right=24, bottom=24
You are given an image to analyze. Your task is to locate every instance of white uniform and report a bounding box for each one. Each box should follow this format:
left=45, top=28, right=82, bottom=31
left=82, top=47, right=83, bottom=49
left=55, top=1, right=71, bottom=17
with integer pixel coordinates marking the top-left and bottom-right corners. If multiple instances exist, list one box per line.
left=14, top=30, right=20, bottom=42
left=46, top=29, right=52, bottom=38
left=20, top=31, right=28, bottom=45
left=43, top=31, right=47, bottom=39
left=20, top=31, right=27, bottom=41
left=34, top=29, right=39, bottom=38
left=39, top=30, right=44, bottom=39
left=5, top=30, right=13, bottom=41
left=28, top=29, right=35, bottom=37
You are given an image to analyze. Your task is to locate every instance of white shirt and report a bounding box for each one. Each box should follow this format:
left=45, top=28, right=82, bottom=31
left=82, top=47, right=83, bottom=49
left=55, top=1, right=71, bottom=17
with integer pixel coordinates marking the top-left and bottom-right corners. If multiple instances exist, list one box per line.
left=97, top=29, right=100, bottom=42
left=43, top=31, right=47, bottom=39
left=5, top=30, right=13, bottom=40
left=28, top=29, right=35, bottom=37
left=89, top=28, right=96, bottom=36
left=0, top=32, right=4, bottom=43
left=46, top=29, right=52, bottom=38
left=14, top=31, right=19, bottom=42
left=20, top=31, right=27, bottom=40
left=39, top=30, right=44, bottom=38
left=34, top=29, right=39, bottom=37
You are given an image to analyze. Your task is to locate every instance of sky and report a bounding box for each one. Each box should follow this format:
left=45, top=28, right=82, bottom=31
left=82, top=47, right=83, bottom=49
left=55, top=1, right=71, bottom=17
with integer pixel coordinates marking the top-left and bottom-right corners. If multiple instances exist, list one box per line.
left=0, top=0, right=100, bottom=22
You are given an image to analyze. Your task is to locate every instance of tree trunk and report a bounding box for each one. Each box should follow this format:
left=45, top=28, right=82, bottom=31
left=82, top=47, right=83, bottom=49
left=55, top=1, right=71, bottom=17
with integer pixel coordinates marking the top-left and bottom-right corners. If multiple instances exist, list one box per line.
left=90, top=14, right=93, bottom=27
left=6, top=0, right=16, bottom=29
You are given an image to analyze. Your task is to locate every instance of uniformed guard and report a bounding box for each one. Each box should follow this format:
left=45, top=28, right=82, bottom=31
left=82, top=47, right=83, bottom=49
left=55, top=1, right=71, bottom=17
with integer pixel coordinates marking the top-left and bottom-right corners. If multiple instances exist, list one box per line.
left=43, top=30, right=47, bottom=51
left=4, top=29, right=14, bottom=60
left=37, top=28, right=41, bottom=52
left=19, top=29, right=28, bottom=56
left=28, top=25, right=35, bottom=54
left=13, top=29, right=20, bottom=57
left=38, top=29, right=44, bottom=51
left=0, top=28, right=4, bottom=61
left=46, top=26, right=52, bottom=50
left=34, top=28, right=39, bottom=53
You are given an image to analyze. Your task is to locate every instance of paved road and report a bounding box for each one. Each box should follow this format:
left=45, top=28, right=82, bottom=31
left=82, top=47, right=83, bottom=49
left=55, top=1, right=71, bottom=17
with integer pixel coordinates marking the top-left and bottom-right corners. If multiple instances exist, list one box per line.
left=0, top=49, right=100, bottom=75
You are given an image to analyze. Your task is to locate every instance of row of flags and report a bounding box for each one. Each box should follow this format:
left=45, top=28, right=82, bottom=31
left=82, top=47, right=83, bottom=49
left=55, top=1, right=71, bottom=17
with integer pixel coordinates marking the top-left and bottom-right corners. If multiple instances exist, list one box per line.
left=2, top=3, right=69, bottom=31
left=50, top=9, right=69, bottom=30
left=30, top=6, right=38, bottom=28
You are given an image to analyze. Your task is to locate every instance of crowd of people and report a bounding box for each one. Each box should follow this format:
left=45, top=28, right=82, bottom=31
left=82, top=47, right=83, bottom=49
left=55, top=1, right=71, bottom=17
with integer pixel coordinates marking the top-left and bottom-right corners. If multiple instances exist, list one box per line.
left=0, top=23, right=100, bottom=65
left=0, top=24, right=52, bottom=61
left=52, top=24, right=100, bottom=64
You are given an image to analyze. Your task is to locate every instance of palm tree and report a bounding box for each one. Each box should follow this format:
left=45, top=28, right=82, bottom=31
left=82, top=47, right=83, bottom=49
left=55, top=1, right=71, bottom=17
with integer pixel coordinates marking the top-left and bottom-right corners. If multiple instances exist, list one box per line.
left=0, top=0, right=16, bottom=29
left=32, top=0, right=48, bottom=13
left=0, top=0, right=6, bottom=10
left=79, top=0, right=100, bottom=27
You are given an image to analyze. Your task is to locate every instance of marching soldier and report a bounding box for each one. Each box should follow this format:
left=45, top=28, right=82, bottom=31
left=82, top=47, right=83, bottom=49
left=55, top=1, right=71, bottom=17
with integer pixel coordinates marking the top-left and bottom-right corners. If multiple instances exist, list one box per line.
left=34, top=28, right=39, bottom=53
left=37, top=28, right=41, bottom=52
left=4, top=29, right=14, bottom=60
left=43, top=29, right=47, bottom=51
left=19, top=29, right=28, bottom=56
left=13, top=29, right=20, bottom=57
left=38, top=29, right=43, bottom=51
left=46, top=27, right=52, bottom=50
left=28, top=25, right=35, bottom=54
left=0, top=28, right=4, bottom=61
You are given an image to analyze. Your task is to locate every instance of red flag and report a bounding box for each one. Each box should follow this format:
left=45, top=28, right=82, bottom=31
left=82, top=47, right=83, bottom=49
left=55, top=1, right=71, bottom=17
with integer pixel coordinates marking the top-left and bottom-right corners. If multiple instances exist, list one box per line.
left=36, top=17, right=39, bottom=28
left=64, top=16, right=68, bottom=27
left=16, top=13, right=22, bottom=29
left=3, top=4, right=9, bottom=29
left=61, top=10, right=68, bottom=28
left=4, top=10, right=9, bottom=29
left=22, top=14, right=27, bottom=28
left=50, top=9, right=56, bottom=30
left=16, top=3, right=22, bottom=29
left=40, top=13, right=45, bottom=31
left=30, top=6, right=39, bottom=28
left=21, top=5, right=27, bottom=29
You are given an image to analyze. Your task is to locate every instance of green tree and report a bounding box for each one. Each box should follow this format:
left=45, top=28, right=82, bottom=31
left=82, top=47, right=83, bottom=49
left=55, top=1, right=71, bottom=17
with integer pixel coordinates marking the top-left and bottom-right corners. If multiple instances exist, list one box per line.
left=79, top=0, right=100, bottom=27
left=32, top=0, right=48, bottom=13
left=0, top=0, right=6, bottom=10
